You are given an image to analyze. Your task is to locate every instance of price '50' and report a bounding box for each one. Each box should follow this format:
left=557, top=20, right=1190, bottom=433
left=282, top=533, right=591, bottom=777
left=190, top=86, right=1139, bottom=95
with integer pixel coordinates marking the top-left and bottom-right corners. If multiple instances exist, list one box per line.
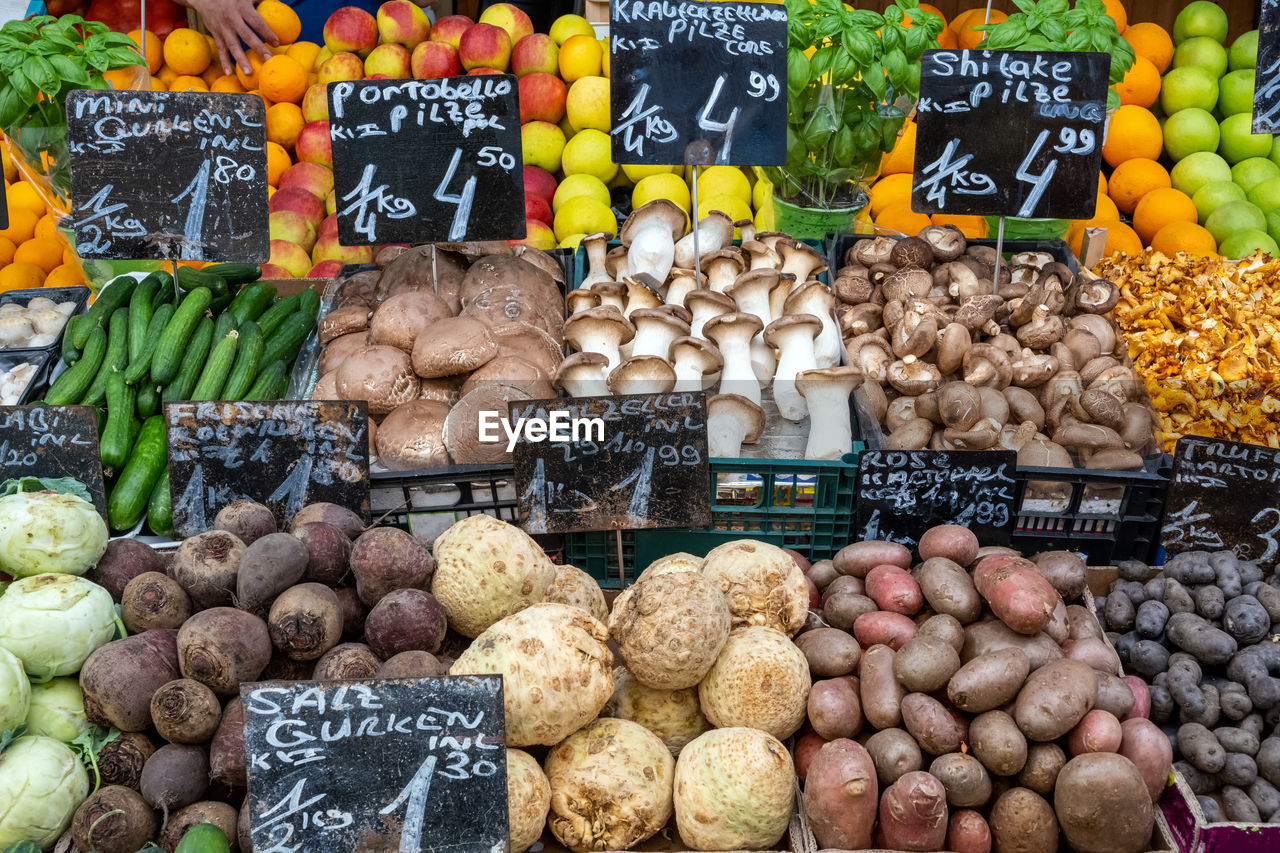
left=434, top=146, right=516, bottom=241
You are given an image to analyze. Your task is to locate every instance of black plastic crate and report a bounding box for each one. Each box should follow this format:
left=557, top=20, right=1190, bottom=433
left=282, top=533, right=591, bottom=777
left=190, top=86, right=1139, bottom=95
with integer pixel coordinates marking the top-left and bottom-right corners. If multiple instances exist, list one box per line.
left=369, top=464, right=521, bottom=540
left=0, top=349, right=53, bottom=405
left=0, top=285, right=91, bottom=359
left=826, top=235, right=1078, bottom=281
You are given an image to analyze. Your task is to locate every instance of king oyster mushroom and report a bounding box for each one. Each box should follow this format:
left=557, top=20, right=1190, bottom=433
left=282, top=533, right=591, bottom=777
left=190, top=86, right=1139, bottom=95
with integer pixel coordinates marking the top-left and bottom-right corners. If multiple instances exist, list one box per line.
left=621, top=200, right=687, bottom=283
left=765, top=314, right=822, bottom=421
left=674, top=210, right=734, bottom=269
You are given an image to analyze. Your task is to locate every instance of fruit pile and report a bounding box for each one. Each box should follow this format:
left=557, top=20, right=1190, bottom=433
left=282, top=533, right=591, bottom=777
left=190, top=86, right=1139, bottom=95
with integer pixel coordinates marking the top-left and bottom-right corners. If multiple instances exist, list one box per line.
left=0, top=140, right=90, bottom=293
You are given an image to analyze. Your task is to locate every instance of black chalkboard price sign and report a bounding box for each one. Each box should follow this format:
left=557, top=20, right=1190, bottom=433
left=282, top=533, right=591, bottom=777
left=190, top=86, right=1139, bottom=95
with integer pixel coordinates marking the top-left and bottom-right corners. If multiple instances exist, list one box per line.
left=510, top=392, right=711, bottom=534
left=856, top=449, right=1017, bottom=549
left=0, top=179, right=7, bottom=230
left=0, top=406, right=106, bottom=517
left=65, top=90, right=269, bottom=262
left=165, top=400, right=370, bottom=537
left=911, top=49, right=1109, bottom=219
left=1254, top=0, right=1280, bottom=133
left=1161, top=436, right=1280, bottom=565
left=610, top=1, right=787, bottom=165
left=242, top=677, right=507, bottom=853
left=327, top=78, right=525, bottom=245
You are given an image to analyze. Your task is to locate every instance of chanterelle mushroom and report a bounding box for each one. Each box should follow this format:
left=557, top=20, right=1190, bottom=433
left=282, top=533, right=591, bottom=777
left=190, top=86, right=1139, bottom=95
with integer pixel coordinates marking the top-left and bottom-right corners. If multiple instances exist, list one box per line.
left=765, top=314, right=822, bottom=421
left=670, top=336, right=722, bottom=393
left=608, top=355, right=676, bottom=395
left=674, top=210, right=734, bottom=269
left=796, top=366, right=862, bottom=460
left=564, top=305, right=635, bottom=372
left=707, top=394, right=764, bottom=457
left=704, top=312, right=764, bottom=405
left=620, top=200, right=686, bottom=283
left=555, top=352, right=609, bottom=398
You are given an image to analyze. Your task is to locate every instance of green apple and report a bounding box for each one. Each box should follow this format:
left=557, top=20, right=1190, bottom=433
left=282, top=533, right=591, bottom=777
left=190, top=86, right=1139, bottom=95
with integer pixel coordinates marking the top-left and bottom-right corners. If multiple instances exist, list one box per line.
left=1247, top=178, right=1280, bottom=217
left=1271, top=137, right=1280, bottom=169
left=1172, top=150, right=1234, bottom=196
left=1218, top=229, right=1279, bottom=258
left=1229, top=29, right=1259, bottom=70
left=1164, top=108, right=1221, bottom=161
left=1219, top=114, right=1275, bottom=163
left=1232, top=157, right=1280, bottom=192
left=1193, top=180, right=1246, bottom=222
left=1217, top=70, right=1256, bottom=117
left=1174, top=1, right=1229, bottom=45
left=1268, top=211, right=1280, bottom=248
left=1173, top=37, right=1229, bottom=78
left=1161, top=66, right=1219, bottom=114
left=1205, top=199, right=1267, bottom=243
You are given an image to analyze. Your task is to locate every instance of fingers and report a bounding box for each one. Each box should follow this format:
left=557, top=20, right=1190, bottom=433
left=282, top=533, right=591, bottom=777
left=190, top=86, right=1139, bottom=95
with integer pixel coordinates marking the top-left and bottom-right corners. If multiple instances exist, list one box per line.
left=244, top=5, right=280, bottom=49
left=233, top=17, right=273, bottom=66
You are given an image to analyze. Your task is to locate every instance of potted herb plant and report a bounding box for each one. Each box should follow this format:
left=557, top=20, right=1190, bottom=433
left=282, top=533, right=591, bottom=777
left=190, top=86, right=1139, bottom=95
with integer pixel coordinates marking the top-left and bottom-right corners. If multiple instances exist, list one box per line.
left=761, top=0, right=943, bottom=239
left=0, top=15, right=147, bottom=215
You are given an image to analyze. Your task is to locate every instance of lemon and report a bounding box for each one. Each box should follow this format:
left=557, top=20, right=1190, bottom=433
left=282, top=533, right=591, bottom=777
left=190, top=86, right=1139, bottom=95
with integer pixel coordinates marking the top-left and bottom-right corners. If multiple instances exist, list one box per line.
left=566, top=76, right=610, bottom=133
left=561, top=128, right=618, bottom=183
left=753, top=174, right=773, bottom=211
left=559, top=232, right=587, bottom=250
left=622, top=164, right=680, bottom=182
left=521, top=121, right=566, bottom=173
left=549, top=14, right=595, bottom=46
left=633, top=173, right=692, bottom=214
left=607, top=169, right=633, bottom=189
left=600, top=37, right=610, bottom=77
left=698, top=193, right=752, bottom=237
left=554, top=196, right=616, bottom=241
left=553, top=173, right=611, bottom=212
left=696, top=166, right=752, bottom=206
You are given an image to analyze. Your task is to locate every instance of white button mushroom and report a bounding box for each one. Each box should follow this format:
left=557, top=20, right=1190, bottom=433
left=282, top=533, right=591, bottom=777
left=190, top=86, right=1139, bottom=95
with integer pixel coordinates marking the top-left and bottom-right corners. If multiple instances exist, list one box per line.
left=764, top=314, right=821, bottom=422
left=673, top=210, right=733, bottom=269
left=796, top=366, right=862, bottom=460
left=704, top=312, right=764, bottom=405
left=707, top=393, right=765, bottom=458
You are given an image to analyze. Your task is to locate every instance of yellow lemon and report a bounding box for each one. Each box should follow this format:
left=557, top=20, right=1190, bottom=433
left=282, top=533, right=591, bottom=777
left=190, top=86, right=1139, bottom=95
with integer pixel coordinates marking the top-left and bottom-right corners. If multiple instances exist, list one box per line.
left=633, top=173, right=692, bottom=214
left=561, top=128, right=617, bottom=183
left=552, top=174, right=611, bottom=212
left=554, top=196, right=616, bottom=241
left=753, top=174, right=774, bottom=210
left=559, top=233, right=587, bottom=250
left=698, top=193, right=752, bottom=236
left=600, top=37, right=610, bottom=77
left=549, top=14, right=596, bottom=46
left=696, top=166, right=752, bottom=206
left=622, top=164, right=680, bottom=182
left=566, top=76, right=610, bottom=133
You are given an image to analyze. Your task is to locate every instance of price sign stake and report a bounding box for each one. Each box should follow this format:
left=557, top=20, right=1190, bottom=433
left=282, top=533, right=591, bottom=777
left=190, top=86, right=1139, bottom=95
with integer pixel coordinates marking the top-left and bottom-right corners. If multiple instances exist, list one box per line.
left=1254, top=0, right=1280, bottom=133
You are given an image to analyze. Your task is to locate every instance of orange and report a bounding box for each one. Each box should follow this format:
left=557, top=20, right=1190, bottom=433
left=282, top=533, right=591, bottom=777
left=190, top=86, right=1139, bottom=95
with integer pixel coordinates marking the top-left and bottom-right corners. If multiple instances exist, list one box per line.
left=61, top=245, right=77, bottom=267
left=1, top=147, right=15, bottom=183
left=958, top=10, right=1005, bottom=50
left=258, top=0, right=303, bottom=45
left=163, top=28, right=213, bottom=77
left=0, top=208, right=38, bottom=244
left=128, top=29, right=163, bottom=74
left=247, top=90, right=275, bottom=110
left=1092, top=194, right=1120, bottom=222
left=869, top=172, right=913, bottom=218
left=881, top=120, right=916, bottom=175
left=1116, top=56, right=1159, bottom=108
left=875, top=201, right=931, bottom=236
left=201, top=65, right=223, bottom=87
left=6, top=181, right=45, bottom=217
left=236, top=52, right=266, bottom=89
left=266, top=102, right=304, bottom=149
left=1133, top=187, right=1197, bottom=244
left=156, top=66, right=179, bottom=86
left=559, top=34, right=603, bottom=83
left=1098, top=172, right=1108, bottom=198
left=0, top=236, right=14, bottom=266
left=1102, top=0, right=1128, bottom=34
left=930, top=213, right=988, bottom=238
left=14, top=237, right=65, bottom=274
left=103, top=67, right=144, bottom=91
left=1125, top=22, right=1174, bottom=74
left=938, top=28, right=958, bottom=49
left=259, top=55, right=307, bottom=104
left=1108, top=158, right=1171, bottom=214
left=0, top=262, right=45, bottom=292
left=211, top=75, right=246, bottom=93
left=1102, top=105, right=1162, bottom=167
left=285, top=40, right=321, bottom=70
left=266, top=141, right=292, bottom=186
left=1151, top=220, right=1217, bottom=256
left=43, top=262, right=87, bottom=288
left=149, top=76, right=167, bottom=91
left=33, top=213, right=60, bottom=240
left=1069, top=219, right=1142, bottom=258
left=168, top=75, right=209, bottom=92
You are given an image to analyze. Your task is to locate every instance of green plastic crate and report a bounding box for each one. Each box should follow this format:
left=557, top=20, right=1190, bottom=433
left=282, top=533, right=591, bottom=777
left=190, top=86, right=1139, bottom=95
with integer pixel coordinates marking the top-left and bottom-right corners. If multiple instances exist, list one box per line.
left=564, top=447, right=862, bottom=588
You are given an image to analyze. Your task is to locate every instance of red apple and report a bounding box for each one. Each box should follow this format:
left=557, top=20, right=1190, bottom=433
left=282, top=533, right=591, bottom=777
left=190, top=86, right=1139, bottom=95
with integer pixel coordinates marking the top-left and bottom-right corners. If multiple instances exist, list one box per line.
left=525, top=194, right=552, bottom=227
left=269, top=239, right=313, bottom=278
left=301, top=83, right=330, bottom=122
left=479, top=3, right=534, bottom=45
left=523, top=165, right=557, bottom=204
left=376, top=0, right=431, bottom=48
left=364, top=42, right=412, bottom=78
left=518, top=72, right=566, bottom=124
left=308, top=260, right=345, bottom=277
left=410, top=40, right=461, bottom=79
left=430, top=15, right=473, bottom=49
left=510, top=33, right=558, bottom=77
left=317, top=51, right=365, bottom=85
left=323, top=5, right=379, bottom=56
left=458, top=23, right=511, bottom=72
left=312, top=232, right=376, bottom=266
left=279, top=161, right=335, bottom=199
left=466, top=67, right=503, bottom=75
left=295, top=121, right=333, bottom=168
left=270, top=210, right=318, bottom=253
left=515, top=219, right=553, bottom=249
left=269, top=187, right=326, bottom=226
left=258, top=263, right=295, bottom=279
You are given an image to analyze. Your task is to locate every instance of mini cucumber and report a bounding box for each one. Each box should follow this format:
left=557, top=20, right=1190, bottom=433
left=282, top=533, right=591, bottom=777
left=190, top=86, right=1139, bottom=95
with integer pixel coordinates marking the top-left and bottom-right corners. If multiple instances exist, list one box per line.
left=123, top=302, right=176, bottom=385
left=261, top=311, right=314, bottom=368
left=45, top=325, right=107, bottom=405
left=162, top=317, right=215, bottom=403
left=221, top=320, right=264, bottom=400
left=255, top=293, right=300, bottom=338
left=244, top=359, right=289, bottom=401
left=80, top=306, right=130, bottom=406
left=151, top=286, right=213, bottom=385
left=190, top=330, right=239, bottom=401
left=147, top=468, right=173, bottom=537
left=136, top=382, right=160, bottom=418
left=228, top=281, right=276, bottom=324
left=74, top=276, right=137, bottom=347
left=127, top=274, right=161, bottom=364
left=178, top=265, right=229, bottom=296
left=61, top=314, right=88, bottom=365
left=100, top=373, right=137, bottom=471
left=213, top=310, right=238, bottom=339
left=107, top=415, right=166, bottom=531
left=297, top=287, right=320, bottom=320
left=202, top=262, right=261, bottom=285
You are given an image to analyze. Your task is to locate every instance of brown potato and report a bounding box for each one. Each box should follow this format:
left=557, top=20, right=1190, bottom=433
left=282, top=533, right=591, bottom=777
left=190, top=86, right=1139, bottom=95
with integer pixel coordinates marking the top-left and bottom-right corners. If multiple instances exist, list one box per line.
left=808, top=677, right=863, bottom=740
left=917, top=613, right=965, bottom=653
left=1119, top=718, right=1173, bottom=803
left=962, top=620, right=1064, bottom=670
left=990, top=788, right=1059, bottom=853
left=1066, top=604, right=1104, bottom=641
left=1063, top=637, right=1122, bottom=674
left=1054, top=753, right=1153, bottom=853
left=1093, top=673, right=1137, bottom=719
left=1014, top=660, right=1098, bottom=742
left=823, top=592, right=878, bottom=631
left=794, top=628, right=861, bottom=677
left=1018, top=743, right=1067, bottom=795
left=860, top=644, right=906, bottom=730
left=1045, top=599, right=1069, bottom=644
left=893, top=635, right=962, bottom=693
left=833, top=540, right=912, bottom=578
left=901, top=693, right=963, bottom=755
left=970, top=710, right=1028, bottom=777
left=930, top=752, right=992, bottom=808
left=916, top=556, right=983, bottom=624
left=865, top=728, right=921, bottom=787
left=947, top=647, right=1030, bottom=713
left=1067, top=709, right=1123, bottom=755
left=918, top=524, right=980, bottom=566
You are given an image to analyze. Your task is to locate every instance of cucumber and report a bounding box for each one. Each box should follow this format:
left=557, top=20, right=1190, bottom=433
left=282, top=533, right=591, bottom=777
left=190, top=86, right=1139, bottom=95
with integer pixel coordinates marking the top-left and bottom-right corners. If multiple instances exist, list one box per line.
left=151, top=271, right=177, bottom=305
left=136, top=382, right=161, bottom=418
left=151, top=287, right=213, bottom=386
left=74, top=276, right=136, bottom=347
left=174, top=823, right=231, bottom=853
left=222, top=320, right=264, bottom=401
left=190, top=330, right=239, bottom=401
left=45, top=325, right=107, bottom=404
left=127, top=274, right=161, bottom=364
left=255, top=293, right=300, bottom=338
left=297, top=287, right=321, bottom=320
left=107, top=415, right=166, bottom=531
left=228, top=281, right=276, bottom=324
left=100, top=372, right=137, bottom=471
left=245, top=360, right=289, bottom=401
left=61, top=314, right=88, bottom=365
left=123, top=301, right=176, bottom=384
left=202, top=262, right=262, bottom=285
left=147, top=468, right=173, bottom=537
left=178, top=265, right=229, bottom=296
left=262, top=311, right=314, bottom=369
left=80, top=306, right=130, bottom=406
left=162, top=317, right=215, bottom=403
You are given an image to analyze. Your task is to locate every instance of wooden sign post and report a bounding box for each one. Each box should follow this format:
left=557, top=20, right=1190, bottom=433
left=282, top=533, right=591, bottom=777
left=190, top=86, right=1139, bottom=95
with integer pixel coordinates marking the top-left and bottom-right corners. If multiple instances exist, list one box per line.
left=1161, top=436, right=1280, bottom=565
left=0, top=405, right=106, bottom=516
left=1255, top=0, right=1280, bottom=134
left=856, top=449, right=1018, bottom=549
left=326, top=78, right=525, bottom=245
left=242, top=677, right=507, bottom=853
left=65, top=90, right=269, bottom=262
left=165, top=400, right=370, bottom=537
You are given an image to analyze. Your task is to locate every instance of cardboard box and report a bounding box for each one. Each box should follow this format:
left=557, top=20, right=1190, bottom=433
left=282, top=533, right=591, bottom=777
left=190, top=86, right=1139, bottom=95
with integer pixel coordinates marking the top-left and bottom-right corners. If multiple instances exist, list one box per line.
left=1160, top=768, right=1280, bottom=853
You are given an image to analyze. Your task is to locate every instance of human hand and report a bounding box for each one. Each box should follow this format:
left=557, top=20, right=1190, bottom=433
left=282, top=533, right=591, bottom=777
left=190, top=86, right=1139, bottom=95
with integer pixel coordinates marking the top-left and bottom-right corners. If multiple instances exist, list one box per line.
left=181, top=0, right=278, bottom=76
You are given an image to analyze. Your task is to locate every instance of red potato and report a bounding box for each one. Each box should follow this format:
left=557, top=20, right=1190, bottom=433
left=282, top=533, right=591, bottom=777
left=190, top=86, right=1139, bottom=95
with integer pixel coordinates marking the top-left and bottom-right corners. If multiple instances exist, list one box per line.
left=878, top=771, right=948, bottom=852
left=794, top=731, right=829, bottom=781
left=804, top=739, right=880, bottom=850
left=947, top=809, right=992, bottom=853
left=1068, top=709, right=1123, bottom=755
left=784, top=548, right=811, bottom=574
left=808, top=677, right=863, bottom=740
left=973, top=554, right=1061, bottom=636
left=918, top=525, right=980, bottom=566
left=1063, top=637, right=1121, bottom=674
left=834, top=540, right=912, bottom=578
left=861, top=644, right=907, bottom=730
left=865, top=565, right=923, bottom=616
left=824, top=575, right=864, bottom=599
left=902, top=693, right=964, bottom=755
left=854, top=611, right=918, bottom=650
left=1121, top=676, right=1151, bottom=721
left=806, top=576, right=820, bottom=609
left=1119, top=717, right=1174, bottom=802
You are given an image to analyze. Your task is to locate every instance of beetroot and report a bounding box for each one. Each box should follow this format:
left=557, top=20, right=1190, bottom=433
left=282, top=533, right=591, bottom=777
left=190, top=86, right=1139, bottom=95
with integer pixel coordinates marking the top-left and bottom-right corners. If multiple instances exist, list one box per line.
left=89, top=538, right=162, bottom=602
left=289, top=502, right=365, bottom=539
left=177, top=608, right=271, bottom=696
left=214, top=499, right=277, bottom=546
left=349, top=527, right=435, bottom=606
left=293, top=521, right=353, bottom=586
left=364, top=589, right=448, bottom=658
left=81, top=629, right=181, bottom=731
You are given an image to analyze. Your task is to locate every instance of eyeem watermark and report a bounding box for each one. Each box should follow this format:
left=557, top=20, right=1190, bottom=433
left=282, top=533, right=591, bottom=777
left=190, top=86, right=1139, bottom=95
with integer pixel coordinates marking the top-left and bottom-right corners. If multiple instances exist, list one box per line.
left=477, top=411, right=606, bottom=452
